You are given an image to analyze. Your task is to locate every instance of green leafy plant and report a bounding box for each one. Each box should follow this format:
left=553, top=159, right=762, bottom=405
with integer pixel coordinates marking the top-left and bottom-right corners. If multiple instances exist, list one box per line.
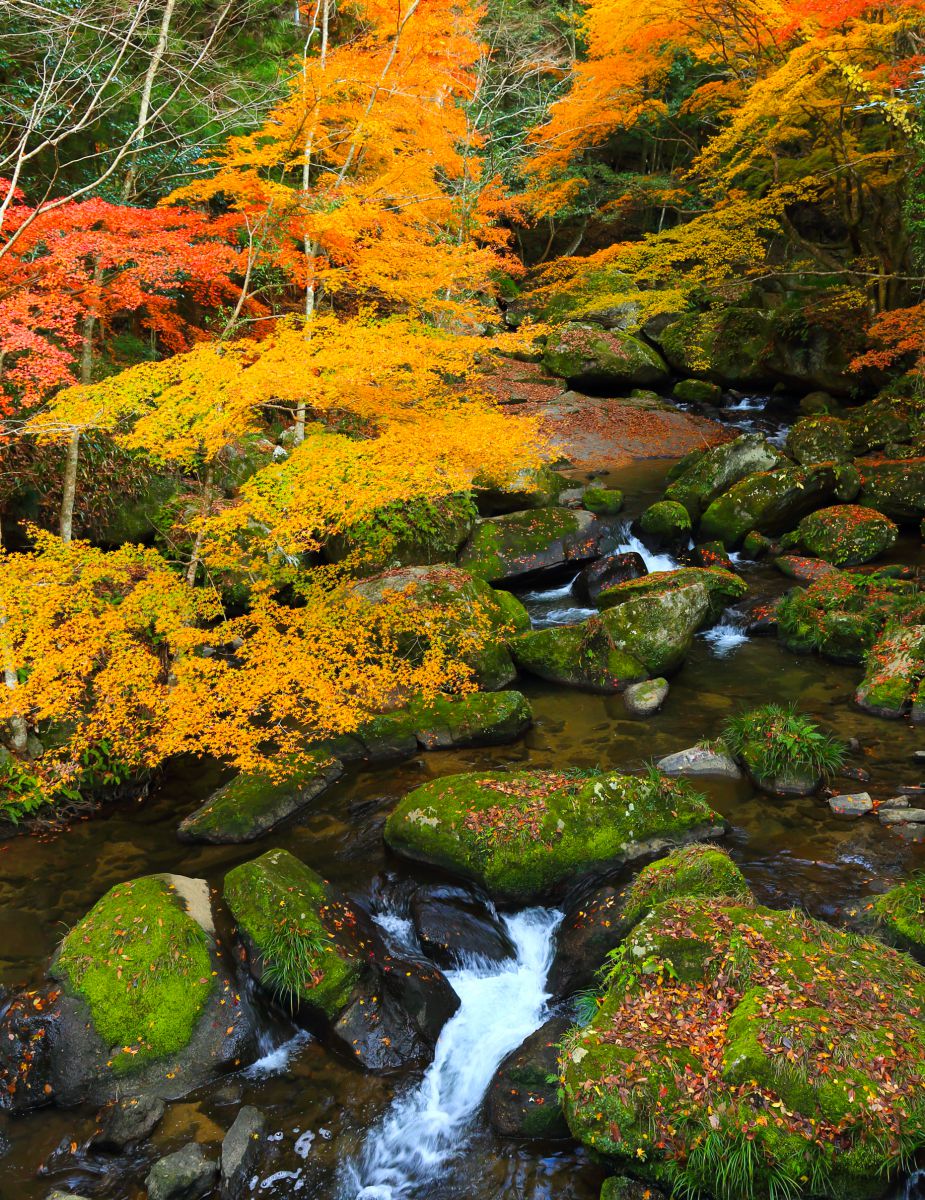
left=259, top=917, right=329, bottom=1010
left=721, top=704, right=846, bottom=784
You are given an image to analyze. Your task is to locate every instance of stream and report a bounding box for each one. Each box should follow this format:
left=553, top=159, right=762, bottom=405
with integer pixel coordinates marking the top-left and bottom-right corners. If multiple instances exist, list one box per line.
left=2, top=411, right=925, bottom=1200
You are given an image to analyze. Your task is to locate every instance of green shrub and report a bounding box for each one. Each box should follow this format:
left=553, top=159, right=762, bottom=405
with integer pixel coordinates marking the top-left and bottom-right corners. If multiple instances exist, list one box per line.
left=721, top=704, right=846, bottom=784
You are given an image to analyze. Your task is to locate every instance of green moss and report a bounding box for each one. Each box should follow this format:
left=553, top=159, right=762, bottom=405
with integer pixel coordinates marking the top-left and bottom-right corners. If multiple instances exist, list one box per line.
left=459, top=507, right=598, bottom=583
left=673, top=378, right=722, bottom=404
left=324, top=493, right=475, bottom=572
left=782, top=505, right=897, bottom=567
left=563, top=897, right=925, bottom=1200
left=384, top=768, right=722, bottom=902
left=639, top=501, right=692, bottom=542
left=408, top=690, right=532, bottom=748
left=858, top=458, right=925, bottom=522
left=699, top=465, right=838, bottom=548
left=583, top=486, right=624, bottom=516
left=663, top=433, right=784, bottom=520
left=874, top=875, right=925, bottom=950
left=542, top=323, right=668, bottom=388
left=224, top=849, right=361, bottom=1018
left=785, top=416, right=853, bottom=466
left=856, top=624, right=925, bottom=718
left=621, top=844, right=751, bottom=927
left=597, top=567, right=746, bottom=621
left=658, top=308, right=774, bottom=386
left=54, top=876, right=213, bottom=1074
left=512, top=618, right=649, bottom=692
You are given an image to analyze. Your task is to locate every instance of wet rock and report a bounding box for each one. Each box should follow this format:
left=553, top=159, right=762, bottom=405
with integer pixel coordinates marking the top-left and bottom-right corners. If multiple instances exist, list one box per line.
left=542, top=323, right=669, bottom=390
left=573, top=553, right=647, bottom=604
left=742, top=530, right=774, bottom=559
left=511, top=615, right=648, bottom=693
left=146, top=1143, right=217, bottom=1200
left=858, top=458, right=925, bottom=522
left=178, top=754, right=344, bottom=844
left=91, top=1095, right=166, bottom=1151
left=673, top=379, right=722, bottom=405
left=474, top=467, right=570, bottom=516
left=828, top=793, right=873, bottom=817
left=663, top=432, right=785, bottom=520
left=655, top=307, right=776, bottom=389
left=45, top=875, right=256, bottom=1108
left=624, top=678, right=668, bottom=717
left=596, top=566, right=746, bottom=621
left=220, top=1105, right=265, bottom=1200
left=880, top=808, right=925, bottom=825
left=487, top=1014, right=573, bottom=1139
left=47, top=1192, right=93, bottom=1200
left=856, top=625, right=925, bottom=718
left=459, top=508, right=612, bottom=587
left=350, top=565, right=530, bottom=690
left=601, top=1179, right=668, bottom=1200
left=690, top=541, right=736, bottom=572
left=782, top=505, right=898, bottom=567
left=547, top=846, right=750, bottom=998
left=0, top=986, right=59, bottom=1114
left=837, top=765, right=871, bottom=784
left=385, top=768, right=725, bottom=904
left=638, top=501, right=692, bottom=546
left=700, top=464, right=840, bottom=548
left=409, top=691, right=532, bottom=751
left=773, top=554, right=837, bottom=584
left=785, top=415, right=853, bottom=466
left=582, top=486, right=624, bottom=516
left=410, top=884, right=516, bottom=968
left=656, top=745, right=742, bottom=780
left=323, top=493, right=474, bottom=573
left=744, top=597, right=779, bottom=637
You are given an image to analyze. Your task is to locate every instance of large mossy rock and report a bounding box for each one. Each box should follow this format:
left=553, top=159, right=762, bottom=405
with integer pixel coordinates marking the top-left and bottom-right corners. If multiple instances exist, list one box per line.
left=785, top=416, right=853, bottom=466
left=699, top=465, right=840, bottom=548
left=408, top=690, right=532, bottom=750
left=547, top=845, right=750, bottom=998
left=459, top=507, right=611, bottom=586
left=596, top=567, right=746, bottom=620
left=224, top=850, right=364, bottom=1021
left=531, top=266, right=641, bottom=330
left=663, top=434, right=785, bottom=520
left=45, top=875, right=256, bottom=1106
left=350, top=565, right=530, bottom=689
left=655, top=308, right=775, bottom=388
left=638, top=501, right=692, bottom=545
left=855, top=625, right=925, bottom=718
left=782, top=505, right=898, bottom=568
left=542, top=323, right=669, bottom=390
left=511, top=616, right=649, bottom=693
left=323, top=493, right=475, bottom=572
left=562, top=896, right=925, bottom=1200
left=384, top=769, right=724, bottom=903
left=777, top=571, right=925, bottom=664
left=874, top=876, right=925, bottom=952
left=858, top=458, right=925, bottom=522
left=487, top=1013, right=573, bottom=1139
left=474, top=467, right=570, bottom=516
left=178, top=753, right=344, bottom=844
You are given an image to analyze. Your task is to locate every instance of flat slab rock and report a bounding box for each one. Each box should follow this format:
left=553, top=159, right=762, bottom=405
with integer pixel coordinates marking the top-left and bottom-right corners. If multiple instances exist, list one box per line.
left=829, top=793, right=873, bottom=817
left=657, top=746, right=742, bottom=780
left=880, top=807, right=925, bottom=825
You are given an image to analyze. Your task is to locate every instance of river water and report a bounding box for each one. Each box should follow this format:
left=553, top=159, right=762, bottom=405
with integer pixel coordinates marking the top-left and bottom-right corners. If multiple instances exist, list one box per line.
left=2, top=439, right=925, bottom=1199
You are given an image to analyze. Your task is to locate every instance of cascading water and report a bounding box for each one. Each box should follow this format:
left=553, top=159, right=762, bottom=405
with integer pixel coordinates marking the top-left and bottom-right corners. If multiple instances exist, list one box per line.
left=341, top=907, right=562, bottom=1200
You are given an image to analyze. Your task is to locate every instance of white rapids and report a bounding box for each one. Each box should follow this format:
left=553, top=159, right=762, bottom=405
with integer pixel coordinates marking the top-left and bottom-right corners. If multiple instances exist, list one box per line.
left=341, top=907, right=562, bottom=1200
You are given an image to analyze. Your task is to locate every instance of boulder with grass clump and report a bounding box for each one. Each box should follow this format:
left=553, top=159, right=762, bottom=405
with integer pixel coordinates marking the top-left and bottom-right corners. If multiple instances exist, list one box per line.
left=874, top=875, right=925, bottom=952
left=224, top=849, right=458, bottom=1070
left=459, top=507, right=611, bottom=586
left=547, top=845, right=751, bottom=998
left=384, top=769, right=724, bottom=903
left=782, top=505, right=897, bottom=567
left=663, top=433, right=784, bottom=520
left=638, top=501, right=692, bottom=545
left=721, top=704, right=845, bottom=796
left=350, top=565, right=529, bottom=690
left=561, top=896, right=925, bottom=1200
left=38, top=875, right=257, bottom=1107
left=542, top=322, right=669, bottom=390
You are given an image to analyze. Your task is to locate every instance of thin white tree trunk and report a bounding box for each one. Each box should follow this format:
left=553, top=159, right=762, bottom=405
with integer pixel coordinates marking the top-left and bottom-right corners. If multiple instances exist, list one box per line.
left=0, top=600, right=28, bottom=756
left=60, top=260, right=102, bottom=542
left=121, top=0, right=178, bottom=202
left=185, top=465, right=214, bottom=586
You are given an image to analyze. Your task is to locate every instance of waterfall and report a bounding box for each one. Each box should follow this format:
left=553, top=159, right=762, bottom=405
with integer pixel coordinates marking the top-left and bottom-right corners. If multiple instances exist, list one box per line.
left=341, top=907, right=562, bottom=1200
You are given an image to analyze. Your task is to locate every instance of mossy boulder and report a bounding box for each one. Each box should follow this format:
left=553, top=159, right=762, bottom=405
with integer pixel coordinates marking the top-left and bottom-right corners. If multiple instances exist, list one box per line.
left=583, top=486, right=624, bottom=516
left=562, top=896, right=925, bottom=1200
left=597, top=567, right=747, bottom=622
left=663, top=433, right=785, bottom=520
left=846, top=394, right=922, bottom=454
left=511, top=616, right=649, bottom=693
left=47, top=875, right=256, bottom=1105
left=858, top=458, right=925, bottom=522
left=699, top=465, right=839, bottom=548
left=178, top=753, right=344, bottom=844
left=408, top=690, right=533, bottom=750
left=487, top=1013, right=574, bottom=1139
left=673, top=378, right=722, bottom=405
left=638, top=501, right=692, bottom=545
left=542, top=323, right=669, bottom=390
left=777, top=571, right=925, bottom=665
left=474, top=467, right=570, bottom=516
left=531, top=266, right=641, bottom=330
left=547, top=845, right=751, bottom=998
left=324, top=493, right=475, bottom=572
left=783, top=505, right=898, bottom=568
left=350, top=565, right=530, bottom=690
left=459, top=507, right=611, bottom=586
left=656, top=308, right=775, bottom=388
left=93, top=473, right=178, bottom=546
left=785, top=416, right=853, bottom=466
left=224, top=849, right=363, bottom=1020
left=874, top=876, right=925, bottom=952
left=855, top=625, right=925, bottom=719
left=384, top=769, right=724, bottom=903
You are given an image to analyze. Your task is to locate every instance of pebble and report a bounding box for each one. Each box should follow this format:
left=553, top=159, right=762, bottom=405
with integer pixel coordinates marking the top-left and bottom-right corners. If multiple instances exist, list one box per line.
left=829, top=793, right=873, bottom=817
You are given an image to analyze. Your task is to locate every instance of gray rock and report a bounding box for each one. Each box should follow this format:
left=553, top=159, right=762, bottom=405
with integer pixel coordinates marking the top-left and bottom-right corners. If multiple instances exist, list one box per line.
left=146, top=1143, right=217, bottom=1200
left=624, top=678, right=669, bottom=717
left=557, top=487, right=585, bottom=508
left=880, top=807, right=925, bottom=825
left=880, top=796, right=910, bottom=810
left=829, top=793, right=873, bottom=817
left=92, top=1094, right=166, bottom=1150
left=47, top=1192, right=93, bottom=1200
left=221, top=1105, right=265, bottom=1199
left=657, top=745, right=742, bottom=780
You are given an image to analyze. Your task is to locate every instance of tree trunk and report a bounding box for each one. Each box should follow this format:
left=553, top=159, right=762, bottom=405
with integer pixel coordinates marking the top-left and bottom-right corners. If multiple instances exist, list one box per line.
left=185, top=464, right=215, bottom=586
left=0, top=600, right=28, bottom=756
left=121, top=0, right=178, bottom=202
left=60, top=261, right=102, bottom=542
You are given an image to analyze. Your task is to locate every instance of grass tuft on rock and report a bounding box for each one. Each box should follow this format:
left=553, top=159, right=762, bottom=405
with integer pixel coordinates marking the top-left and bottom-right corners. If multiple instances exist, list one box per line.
left=721, top=704, right=845, bottom=789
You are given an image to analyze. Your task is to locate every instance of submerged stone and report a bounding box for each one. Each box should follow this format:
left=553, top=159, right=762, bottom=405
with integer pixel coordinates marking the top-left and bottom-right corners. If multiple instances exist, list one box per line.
left=146, top=1143, right=217, bottom=1200
left=562, top=897, right=925, bottom=1200
left=624, top=678, right=669, bottom=717
left=384, top=768, right=724, bottom=903
left=459, top=507, right=611, bottom=586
